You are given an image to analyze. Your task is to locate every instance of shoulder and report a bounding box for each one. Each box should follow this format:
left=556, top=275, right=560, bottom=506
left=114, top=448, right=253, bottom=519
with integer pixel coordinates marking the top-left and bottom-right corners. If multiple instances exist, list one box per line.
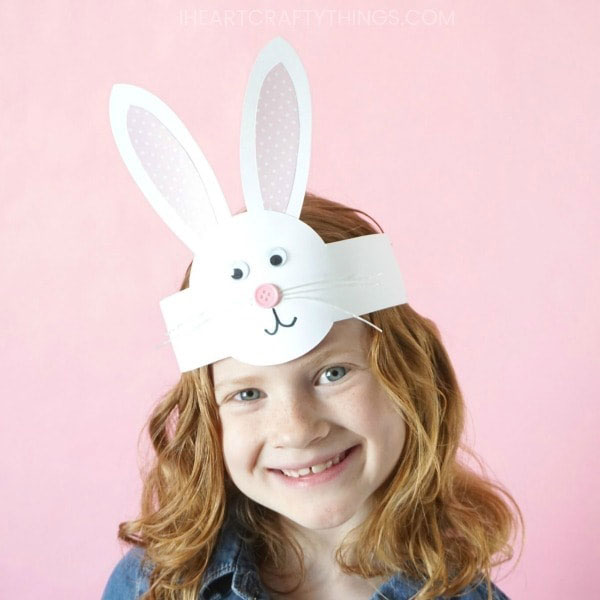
left=452, top=578, right=510, bottom=600
left=378, top=572, right=511, bottom=600
left=101, top=546, right=153, bottom=600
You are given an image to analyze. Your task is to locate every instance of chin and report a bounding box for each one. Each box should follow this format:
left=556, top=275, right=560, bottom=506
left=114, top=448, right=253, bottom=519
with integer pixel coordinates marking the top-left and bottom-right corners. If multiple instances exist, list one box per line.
left=283, top=503, right=359, bottom=531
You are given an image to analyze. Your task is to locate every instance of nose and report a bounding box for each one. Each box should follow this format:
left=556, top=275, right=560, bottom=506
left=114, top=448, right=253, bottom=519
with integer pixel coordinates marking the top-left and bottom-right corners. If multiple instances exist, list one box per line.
left=268, top=389, right=330, bottom=449
left=255, top=283, right=281, bottom=308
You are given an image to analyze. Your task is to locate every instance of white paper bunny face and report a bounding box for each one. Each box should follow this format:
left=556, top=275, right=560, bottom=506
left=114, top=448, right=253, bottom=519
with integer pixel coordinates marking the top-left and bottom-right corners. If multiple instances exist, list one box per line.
left=109, top=37, right=407, bottom=371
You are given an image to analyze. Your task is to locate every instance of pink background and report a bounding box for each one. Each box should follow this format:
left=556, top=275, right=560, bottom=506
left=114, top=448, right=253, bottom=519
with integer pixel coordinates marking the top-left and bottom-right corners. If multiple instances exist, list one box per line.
left=2, top=1, right=598, bottom=598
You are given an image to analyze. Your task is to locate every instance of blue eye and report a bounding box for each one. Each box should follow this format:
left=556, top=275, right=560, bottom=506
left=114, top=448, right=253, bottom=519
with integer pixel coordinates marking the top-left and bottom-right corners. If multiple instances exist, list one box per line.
left=318, top=366, right=348, bottom=384
left=233, top=388, right=262, bottom=402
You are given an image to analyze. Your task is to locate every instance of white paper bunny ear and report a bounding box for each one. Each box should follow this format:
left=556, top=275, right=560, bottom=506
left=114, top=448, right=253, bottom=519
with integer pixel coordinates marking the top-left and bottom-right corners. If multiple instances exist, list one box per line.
left=109, top=84, right=231, bottom=252
left=240, top=37, right=311, bottom=218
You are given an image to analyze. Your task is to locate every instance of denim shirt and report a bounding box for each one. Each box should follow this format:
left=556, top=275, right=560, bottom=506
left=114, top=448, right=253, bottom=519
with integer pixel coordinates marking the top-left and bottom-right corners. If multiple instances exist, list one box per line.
left=101, top=516, right=510, bottom=600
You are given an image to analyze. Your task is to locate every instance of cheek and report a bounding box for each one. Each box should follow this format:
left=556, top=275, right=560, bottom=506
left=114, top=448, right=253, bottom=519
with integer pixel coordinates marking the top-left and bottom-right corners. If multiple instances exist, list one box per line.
left=377, top=399, right=406, bottom=452
left=219, top=414, right=260, bottom=475
left=348, top=385, right=406, bottom=454
left=347, top=381, right=398, bottom=423
left=388, top=412, right=407, bottom=457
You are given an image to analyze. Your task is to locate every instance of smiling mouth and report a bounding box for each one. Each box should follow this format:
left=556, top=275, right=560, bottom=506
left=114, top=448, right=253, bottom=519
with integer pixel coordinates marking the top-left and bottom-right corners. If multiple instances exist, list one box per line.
left=264, top=308, right=297, bottom=336
left=268, top=445, right=360, bottom=481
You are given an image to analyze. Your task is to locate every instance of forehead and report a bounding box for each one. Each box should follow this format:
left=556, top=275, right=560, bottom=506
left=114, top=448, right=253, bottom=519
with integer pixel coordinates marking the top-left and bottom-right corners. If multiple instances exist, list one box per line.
left=211, top=319, right=370, bottom=385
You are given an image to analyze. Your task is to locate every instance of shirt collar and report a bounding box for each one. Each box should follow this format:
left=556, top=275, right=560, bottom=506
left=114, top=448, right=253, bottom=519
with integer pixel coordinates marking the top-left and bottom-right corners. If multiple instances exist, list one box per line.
left=198, top=511, right=425, bottom=600
left=200, top=511, right=268, bottom=600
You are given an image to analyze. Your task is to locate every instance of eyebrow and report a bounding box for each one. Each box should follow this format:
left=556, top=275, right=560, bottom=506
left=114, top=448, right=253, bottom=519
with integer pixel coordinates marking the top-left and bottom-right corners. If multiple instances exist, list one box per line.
left=213, top=345, right=360, bottom=391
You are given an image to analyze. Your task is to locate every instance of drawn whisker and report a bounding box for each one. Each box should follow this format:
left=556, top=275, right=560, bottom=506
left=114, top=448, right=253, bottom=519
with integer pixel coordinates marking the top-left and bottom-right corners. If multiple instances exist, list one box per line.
left=282, top=295, right=383, bottom=333
left=283, top=277, right=344, bottom=293
left=290, top=280, right=381, bottom=292
left=156, top=313, right=212, bottom=349
left=284, top=281, right=381, bottom=301
left=156, top=299, right=254, bottom=349
left=283, top=272, right=383, bottom=294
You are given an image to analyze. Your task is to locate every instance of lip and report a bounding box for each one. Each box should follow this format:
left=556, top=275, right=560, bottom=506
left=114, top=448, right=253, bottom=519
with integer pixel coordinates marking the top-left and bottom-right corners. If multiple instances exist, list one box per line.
left=268, top=444, right=360, bottom=488
left=269, top=444, right=357, bottom=471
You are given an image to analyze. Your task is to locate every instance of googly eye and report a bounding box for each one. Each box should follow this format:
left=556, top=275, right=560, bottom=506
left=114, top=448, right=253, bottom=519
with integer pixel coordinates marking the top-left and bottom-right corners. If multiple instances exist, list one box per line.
left=268, top=247, right=287, bottom=267
left=230, top=260, right=250, bottom=280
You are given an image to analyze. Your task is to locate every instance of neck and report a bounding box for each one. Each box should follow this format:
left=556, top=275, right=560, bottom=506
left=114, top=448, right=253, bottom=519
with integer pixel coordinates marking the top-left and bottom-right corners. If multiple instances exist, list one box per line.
left=259, top=505, right=387, bottom=598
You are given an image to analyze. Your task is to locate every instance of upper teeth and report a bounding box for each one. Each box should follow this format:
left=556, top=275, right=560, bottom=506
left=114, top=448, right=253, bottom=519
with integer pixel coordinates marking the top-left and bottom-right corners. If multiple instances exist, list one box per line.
left=281, top=451, right=345, bottom=478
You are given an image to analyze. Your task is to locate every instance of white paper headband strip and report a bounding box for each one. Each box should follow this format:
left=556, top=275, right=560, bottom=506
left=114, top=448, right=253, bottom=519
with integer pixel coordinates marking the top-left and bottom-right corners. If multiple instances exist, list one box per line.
left=109, top=37, right=407, bottom=372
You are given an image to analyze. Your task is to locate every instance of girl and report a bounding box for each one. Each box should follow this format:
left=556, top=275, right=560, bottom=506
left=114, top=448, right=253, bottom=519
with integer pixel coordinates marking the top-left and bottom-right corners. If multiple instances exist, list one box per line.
left=101, top=195, right=522, bottom=600
left=103, top=38, right=522, bottom=599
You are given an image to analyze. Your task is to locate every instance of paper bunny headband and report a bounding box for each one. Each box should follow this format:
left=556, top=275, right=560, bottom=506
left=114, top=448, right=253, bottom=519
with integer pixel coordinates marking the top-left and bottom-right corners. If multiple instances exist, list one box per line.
left=109, top=37, right=407, bottom=372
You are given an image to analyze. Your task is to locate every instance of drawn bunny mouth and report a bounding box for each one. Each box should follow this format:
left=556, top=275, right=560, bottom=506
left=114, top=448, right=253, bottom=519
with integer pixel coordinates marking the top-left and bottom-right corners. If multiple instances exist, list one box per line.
left=264, top=308, right=297, bottom=336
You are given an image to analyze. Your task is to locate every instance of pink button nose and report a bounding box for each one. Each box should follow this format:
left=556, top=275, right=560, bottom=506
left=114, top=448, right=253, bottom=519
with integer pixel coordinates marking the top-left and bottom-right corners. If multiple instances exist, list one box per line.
left=255, top=283, right=281, bottom=308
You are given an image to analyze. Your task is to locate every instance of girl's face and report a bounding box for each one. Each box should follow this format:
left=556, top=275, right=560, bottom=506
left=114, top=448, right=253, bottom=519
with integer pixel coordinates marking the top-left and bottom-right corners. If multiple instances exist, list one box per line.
left=212, top=319, right=406, bottom=531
